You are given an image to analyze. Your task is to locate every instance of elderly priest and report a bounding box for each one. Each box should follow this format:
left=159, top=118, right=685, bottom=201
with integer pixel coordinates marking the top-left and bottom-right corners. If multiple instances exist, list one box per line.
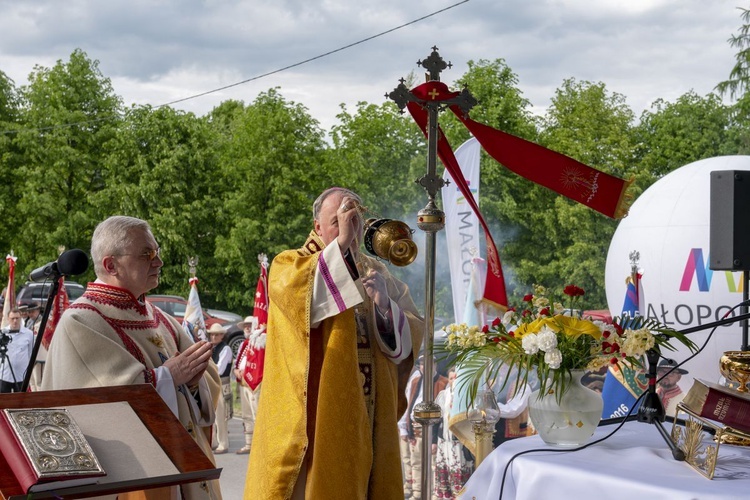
left=41, top=215, right=222, bottom=500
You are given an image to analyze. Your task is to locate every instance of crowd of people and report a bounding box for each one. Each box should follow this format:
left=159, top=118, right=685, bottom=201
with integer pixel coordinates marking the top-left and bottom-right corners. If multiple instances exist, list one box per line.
left=0, top=188, right=424, bottom=499
left=0, top=186, right=690, bottom=499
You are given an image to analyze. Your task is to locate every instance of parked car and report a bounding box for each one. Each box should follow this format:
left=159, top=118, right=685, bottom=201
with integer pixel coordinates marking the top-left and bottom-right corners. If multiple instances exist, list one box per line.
left=205, top=308, right=243, bottom=324
left=16, top=280, right=86, bottom=308
left=145, top=295, right=244, bottom=356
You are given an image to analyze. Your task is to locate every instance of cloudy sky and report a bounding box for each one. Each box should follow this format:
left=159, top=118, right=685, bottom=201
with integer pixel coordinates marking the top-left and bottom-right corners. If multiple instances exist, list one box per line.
left=0, top=0, right=743, bottom=132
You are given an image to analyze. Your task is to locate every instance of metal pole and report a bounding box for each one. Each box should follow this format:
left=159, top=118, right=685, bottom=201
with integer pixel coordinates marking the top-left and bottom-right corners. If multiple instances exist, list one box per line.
left=413, top=97, right=445, bottom=500
left=387, top=47, right=476, bottom=498
left=416, top=205, right=441, bottom=498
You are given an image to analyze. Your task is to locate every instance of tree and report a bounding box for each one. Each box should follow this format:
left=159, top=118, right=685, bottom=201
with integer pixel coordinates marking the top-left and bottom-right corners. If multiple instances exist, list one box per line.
left=442, top=58, right=537, bottom=147
left=0, top=70, right=19, bottom=123
left=440, top=59, right=540, bottom=301
left=717, top=7, right=750, bottom=100
left=0, top=72, right=21, bottom=266
left=511, top=79, right=637, bottom=306
left=328, top=101, right=425, bottom=218
left=212, top=89, right=328, bottom=310
left=634, top=91, right=734, bottom=188
left=93, top=105, right=226, bottom=302
left=12, top=49, right=122, bottom=278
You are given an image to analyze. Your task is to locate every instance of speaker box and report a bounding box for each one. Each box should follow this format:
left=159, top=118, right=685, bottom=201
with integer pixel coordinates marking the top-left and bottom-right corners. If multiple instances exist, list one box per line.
left=710, top=170, right=750, bottom=270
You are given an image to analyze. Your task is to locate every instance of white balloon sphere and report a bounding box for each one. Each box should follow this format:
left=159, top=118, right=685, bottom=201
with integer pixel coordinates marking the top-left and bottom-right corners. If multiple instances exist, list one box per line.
left=606, top=156, right=750, bottom=387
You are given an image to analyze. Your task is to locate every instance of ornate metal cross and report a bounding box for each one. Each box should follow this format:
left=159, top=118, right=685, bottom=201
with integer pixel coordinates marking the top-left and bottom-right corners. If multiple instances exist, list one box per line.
left=387, top=46, right=477, bottom=498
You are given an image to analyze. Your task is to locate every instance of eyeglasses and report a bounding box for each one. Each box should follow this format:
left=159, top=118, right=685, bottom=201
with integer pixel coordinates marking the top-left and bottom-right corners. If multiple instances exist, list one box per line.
left=116, top=247, right=162, bottom=262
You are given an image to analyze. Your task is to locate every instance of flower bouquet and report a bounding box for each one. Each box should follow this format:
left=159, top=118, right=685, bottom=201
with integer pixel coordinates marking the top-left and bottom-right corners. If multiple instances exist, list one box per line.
left=440, top=284, right=697, bottom=404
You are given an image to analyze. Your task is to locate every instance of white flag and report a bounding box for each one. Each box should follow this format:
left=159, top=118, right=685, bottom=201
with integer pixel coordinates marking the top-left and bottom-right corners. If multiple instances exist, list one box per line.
left=462, top=256, right=487, bottom=327
left=441, top=137, right=481, bottom=323
left=183, top=278, right=207, bottom=341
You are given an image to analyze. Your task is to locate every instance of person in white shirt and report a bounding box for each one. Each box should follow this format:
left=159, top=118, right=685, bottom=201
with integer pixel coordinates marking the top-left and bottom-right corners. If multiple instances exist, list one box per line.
left=0, top=309, right=34, bottom=393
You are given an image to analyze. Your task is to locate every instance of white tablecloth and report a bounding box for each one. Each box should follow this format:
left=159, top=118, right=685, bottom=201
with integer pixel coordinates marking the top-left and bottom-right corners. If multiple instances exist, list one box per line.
left=460, top=421, right=750, bottom=500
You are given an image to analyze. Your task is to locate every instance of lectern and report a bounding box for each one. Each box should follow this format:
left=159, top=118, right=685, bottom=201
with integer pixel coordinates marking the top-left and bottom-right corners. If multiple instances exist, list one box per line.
left=0, top=384, right=221, bottom=499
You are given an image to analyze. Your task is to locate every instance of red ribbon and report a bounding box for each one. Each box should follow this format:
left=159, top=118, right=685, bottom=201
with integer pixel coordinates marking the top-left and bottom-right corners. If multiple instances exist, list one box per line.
left=407, top=81, right=635, bottom=309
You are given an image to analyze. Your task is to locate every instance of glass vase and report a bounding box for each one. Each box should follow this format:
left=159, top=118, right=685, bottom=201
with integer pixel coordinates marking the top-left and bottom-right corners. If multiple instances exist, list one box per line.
left=527, top=369, right=603, bottom=446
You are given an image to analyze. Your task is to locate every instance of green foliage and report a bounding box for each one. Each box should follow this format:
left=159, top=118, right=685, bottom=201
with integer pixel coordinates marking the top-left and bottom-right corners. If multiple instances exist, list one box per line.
left=717, top=7, right=750, bottom=100
left=0, top=44, right=742, bottom=318
left=0, top=70, right=19, bottom=122
left=0, top=72, right=21, bottom=260
left=212, top=89, right=328, bottom=310
left=92, top=105, right=227, bottom=302
left=444, top=58, right=537, bottom=144
left=328, top=101, right=425, bottom=219
left=439, top=59, right=540, bottom=305
left=11, top=49, right=122, bottom=280
left=500, top=79, right=637, bottom=307
left=541, top=80, right=635, bottom=306
left=634, top=91, right=735, bottom=191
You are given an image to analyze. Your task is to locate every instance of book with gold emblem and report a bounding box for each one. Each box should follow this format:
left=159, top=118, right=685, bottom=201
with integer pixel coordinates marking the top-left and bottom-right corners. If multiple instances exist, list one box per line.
left=0, top=408, right=106, bottom=493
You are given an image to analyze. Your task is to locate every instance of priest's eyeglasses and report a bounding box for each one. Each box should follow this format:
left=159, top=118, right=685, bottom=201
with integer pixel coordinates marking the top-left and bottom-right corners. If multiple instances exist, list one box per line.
left=116, top=247, right=161, bottom=262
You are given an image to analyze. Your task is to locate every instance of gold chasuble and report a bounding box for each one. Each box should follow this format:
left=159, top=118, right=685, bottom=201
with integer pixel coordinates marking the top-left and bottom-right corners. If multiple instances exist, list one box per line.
left=41, top=283, right=222, bottom=500
left=245, top=232, right=423, bottom=500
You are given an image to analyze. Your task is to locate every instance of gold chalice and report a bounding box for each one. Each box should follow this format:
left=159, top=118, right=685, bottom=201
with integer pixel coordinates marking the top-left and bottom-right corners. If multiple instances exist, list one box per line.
left=719, top=351, right=750, bottom=393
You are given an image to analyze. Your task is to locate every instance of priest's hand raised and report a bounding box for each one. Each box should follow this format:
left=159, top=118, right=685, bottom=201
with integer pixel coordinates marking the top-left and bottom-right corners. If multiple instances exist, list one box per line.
left=164, top=340, right=214, bottom=387
left=336, top=197, right=363, bottom=254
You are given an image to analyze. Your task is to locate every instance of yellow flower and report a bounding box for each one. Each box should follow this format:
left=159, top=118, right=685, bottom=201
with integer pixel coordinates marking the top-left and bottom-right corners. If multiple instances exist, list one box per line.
left=515, top=317, right=557, bottom=338
left=437, top=283, right=697, bottom=405
left=552, top=315, right=603, bottom=340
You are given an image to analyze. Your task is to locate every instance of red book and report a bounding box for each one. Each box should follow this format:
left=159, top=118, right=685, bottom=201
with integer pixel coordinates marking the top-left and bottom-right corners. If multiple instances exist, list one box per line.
left=0, top=408, right=106, bottom=493
left=681, top=379, right=750, bottom=433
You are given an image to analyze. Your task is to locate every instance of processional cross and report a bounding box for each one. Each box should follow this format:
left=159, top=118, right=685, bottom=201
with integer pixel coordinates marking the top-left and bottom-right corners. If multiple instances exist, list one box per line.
left=387, top=46, right=477, bottom=498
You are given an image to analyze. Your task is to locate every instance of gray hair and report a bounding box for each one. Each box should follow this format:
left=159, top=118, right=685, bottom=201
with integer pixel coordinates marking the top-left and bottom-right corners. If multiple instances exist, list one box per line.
left=312, top=187, right=362, bottom=221
left=91, top=216, right=152, bottom=277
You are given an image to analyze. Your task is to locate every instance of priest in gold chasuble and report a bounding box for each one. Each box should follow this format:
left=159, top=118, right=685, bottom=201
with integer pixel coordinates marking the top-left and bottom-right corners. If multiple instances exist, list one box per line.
left=245, top=188, right=423, bottom=500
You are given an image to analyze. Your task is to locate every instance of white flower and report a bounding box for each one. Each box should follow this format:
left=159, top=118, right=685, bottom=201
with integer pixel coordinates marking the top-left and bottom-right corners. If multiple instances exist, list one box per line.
left=466, top=325, right=486, bottom=348
left=522, top=333, right=540, bottom=355
left=446, top=323, right=488, bottom=349
left=544, top=348, right=563, bottom=369
left=622, top=328, right=655, bottom=357
left=536, top=326, right=558, bottom=352
left=587, top=355, right=610, bottom=371
left=533, top=296, right=550, bottom=310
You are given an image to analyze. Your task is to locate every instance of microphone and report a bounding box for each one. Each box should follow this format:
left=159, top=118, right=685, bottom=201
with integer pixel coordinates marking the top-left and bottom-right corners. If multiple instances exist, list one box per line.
left=29, top=249, right=89, bottom=282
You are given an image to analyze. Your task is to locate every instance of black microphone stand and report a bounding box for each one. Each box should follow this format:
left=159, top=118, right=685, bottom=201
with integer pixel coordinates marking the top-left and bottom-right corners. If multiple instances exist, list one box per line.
left=20, top=276, right=62, bottom=392
left=636, top=348, right=685, bottom=461
left=678, top=309, right=750, bottom=336
left=634, top=300, right=750, bottom=461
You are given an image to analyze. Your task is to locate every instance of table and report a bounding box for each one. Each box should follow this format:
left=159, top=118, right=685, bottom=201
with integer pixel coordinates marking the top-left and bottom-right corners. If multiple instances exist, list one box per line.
left=459, top=421, right=750, bottom=500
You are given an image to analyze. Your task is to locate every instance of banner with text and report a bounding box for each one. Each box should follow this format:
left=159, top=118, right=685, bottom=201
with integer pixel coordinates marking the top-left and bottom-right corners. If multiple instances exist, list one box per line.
left=442, top=137, right=481, bottom=324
